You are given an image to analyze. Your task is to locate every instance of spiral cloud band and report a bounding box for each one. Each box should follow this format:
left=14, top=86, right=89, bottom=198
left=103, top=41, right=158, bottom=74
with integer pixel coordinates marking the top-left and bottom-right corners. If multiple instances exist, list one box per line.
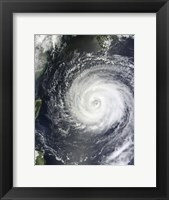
left=35, top=36, right=134, bottom=165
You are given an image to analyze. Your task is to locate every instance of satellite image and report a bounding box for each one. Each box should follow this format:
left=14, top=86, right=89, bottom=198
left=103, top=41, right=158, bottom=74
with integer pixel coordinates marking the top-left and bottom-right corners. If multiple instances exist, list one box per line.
left=35, top=35, right=134, bottom=165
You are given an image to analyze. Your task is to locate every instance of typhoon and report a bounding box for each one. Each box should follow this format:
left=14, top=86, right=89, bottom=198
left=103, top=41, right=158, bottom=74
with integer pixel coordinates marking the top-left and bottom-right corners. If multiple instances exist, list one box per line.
left=35, top=35, right=134, bottom=165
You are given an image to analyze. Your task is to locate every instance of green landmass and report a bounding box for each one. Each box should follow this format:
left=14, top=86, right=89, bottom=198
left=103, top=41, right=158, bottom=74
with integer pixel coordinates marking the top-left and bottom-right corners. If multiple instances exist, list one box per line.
left=96, top=35, right=118, bottom=49
left=35, top=69, right=45, bottom=80
left=35, top=99, right=42, bottom=119
left=35, top=151, right=46, bottom=165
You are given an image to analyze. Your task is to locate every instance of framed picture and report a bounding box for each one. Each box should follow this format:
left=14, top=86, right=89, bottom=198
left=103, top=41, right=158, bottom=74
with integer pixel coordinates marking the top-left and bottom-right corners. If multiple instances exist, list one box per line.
left=0, top=0, right=169, bottom=199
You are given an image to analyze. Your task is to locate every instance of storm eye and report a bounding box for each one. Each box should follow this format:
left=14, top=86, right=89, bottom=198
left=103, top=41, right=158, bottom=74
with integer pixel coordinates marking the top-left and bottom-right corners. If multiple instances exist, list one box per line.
left=91, top=99, right=101, bottom=108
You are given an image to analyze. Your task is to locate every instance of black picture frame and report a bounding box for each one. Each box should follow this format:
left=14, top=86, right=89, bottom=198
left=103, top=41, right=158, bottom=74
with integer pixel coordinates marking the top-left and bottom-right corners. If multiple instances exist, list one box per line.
left=0, top=0, right=169, bottom=199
